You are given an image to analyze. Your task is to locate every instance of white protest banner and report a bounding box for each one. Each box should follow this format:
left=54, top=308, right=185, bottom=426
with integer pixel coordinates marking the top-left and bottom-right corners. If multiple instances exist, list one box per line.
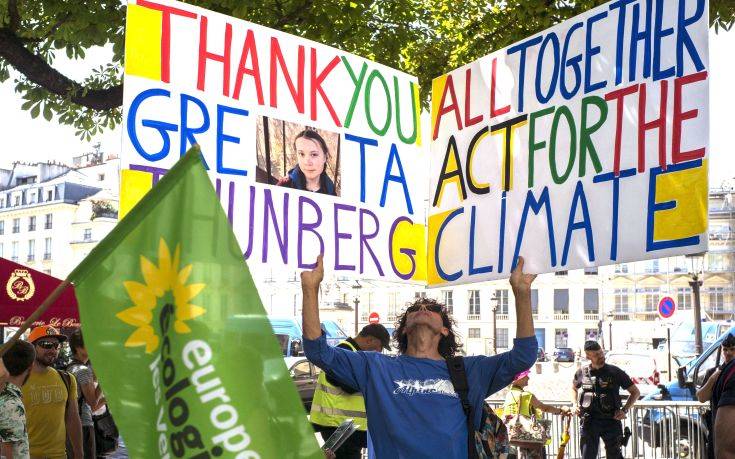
left=428, top=0, right=709, bottom=286
left=121, top=0, right=426, bottom=283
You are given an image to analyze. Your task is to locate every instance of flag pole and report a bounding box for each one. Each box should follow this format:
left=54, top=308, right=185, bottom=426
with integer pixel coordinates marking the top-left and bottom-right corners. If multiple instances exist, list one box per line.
left=0, top=280, right=72, bottom=357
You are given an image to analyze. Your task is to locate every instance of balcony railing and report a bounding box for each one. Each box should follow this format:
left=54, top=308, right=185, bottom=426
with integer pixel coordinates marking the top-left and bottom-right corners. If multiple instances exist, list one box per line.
left=12, top=226, right=19, bottom=233
left=466, top=314, right=481, bottom=321
left=43, top=252, right=51, bottom=260
left=10, top=256, right=18, bottom=262
left=28, top=224, right=35, bottom=231
left=496, top=314, right=509, bottom=321
left=553, top=313, right=569, bottom=320
left=583, top=313, right=599, bottom=321
left=44, top=222, right=52, bottom=229
left=26, top=255, right=34, bottom=262
left=613, top=313, right=631, bottom=320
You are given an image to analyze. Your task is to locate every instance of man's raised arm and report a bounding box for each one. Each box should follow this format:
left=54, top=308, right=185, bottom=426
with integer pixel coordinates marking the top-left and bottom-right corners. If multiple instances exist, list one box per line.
left=510, top=256, right=535, bottom=339
left=301, top=255, right=324, bottom=340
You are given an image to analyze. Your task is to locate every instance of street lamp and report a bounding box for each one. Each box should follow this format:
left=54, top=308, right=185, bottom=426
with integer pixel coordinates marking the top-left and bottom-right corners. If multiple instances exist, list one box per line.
left=686, top=252, right=706, bottom=356
left=352, top=280, right=362, bottom=336
left=605, top=311, right=614, bottom=350
left=490, top=293, right=499, bottom=355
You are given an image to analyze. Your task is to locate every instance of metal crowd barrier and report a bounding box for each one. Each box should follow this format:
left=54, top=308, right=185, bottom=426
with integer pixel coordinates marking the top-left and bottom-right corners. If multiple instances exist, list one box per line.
left=484, top=400, right=709, bottom=459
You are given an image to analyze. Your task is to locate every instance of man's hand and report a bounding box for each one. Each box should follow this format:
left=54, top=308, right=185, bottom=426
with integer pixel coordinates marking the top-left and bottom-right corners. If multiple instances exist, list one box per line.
left=510, top=256, right=536, bottom=294
left=613, top=409, right=627, bottom=420
left=301, top=254, right=324, bottom=292
left=559, top=406, right=572, bottom=416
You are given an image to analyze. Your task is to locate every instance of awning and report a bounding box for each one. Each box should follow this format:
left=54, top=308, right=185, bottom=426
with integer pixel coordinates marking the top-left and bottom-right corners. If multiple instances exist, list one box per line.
left=0, top=257, right=78, bottom=327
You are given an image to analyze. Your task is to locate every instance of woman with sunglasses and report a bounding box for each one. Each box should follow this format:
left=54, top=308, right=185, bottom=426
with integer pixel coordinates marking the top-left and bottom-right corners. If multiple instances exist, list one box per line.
left=301, top=255, right=538, bottom=459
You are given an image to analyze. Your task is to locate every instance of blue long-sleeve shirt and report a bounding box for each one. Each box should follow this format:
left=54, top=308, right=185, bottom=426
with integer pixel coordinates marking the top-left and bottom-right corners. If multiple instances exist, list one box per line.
left=304, top=333, right=537, bottom=458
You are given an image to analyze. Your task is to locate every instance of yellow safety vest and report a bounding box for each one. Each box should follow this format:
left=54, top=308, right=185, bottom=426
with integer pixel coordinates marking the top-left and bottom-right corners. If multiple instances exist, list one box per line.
left=502, top=386, right=542, bottom=419
left=310, top=340, right=368, bottom=431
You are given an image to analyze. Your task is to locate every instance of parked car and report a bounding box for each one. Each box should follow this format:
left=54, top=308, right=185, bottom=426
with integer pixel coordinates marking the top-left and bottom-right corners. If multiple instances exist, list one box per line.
left=639, top=325, right=735, bottom=458
left=605, top=352, right=660, bottom=398
left=285, top=356, right=321, bottom=411
left=269, top=317, right=304, bottom=357
left=537, top=347, right=548, bottom=362
left=553, top=347, right=575, bottom=362
left=321, top=320, right=349, bottom=347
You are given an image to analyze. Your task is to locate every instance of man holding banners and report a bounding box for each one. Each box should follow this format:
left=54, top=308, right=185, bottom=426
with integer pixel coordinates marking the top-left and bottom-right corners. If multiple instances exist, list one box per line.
left=302, top=255, right=537, bottom=458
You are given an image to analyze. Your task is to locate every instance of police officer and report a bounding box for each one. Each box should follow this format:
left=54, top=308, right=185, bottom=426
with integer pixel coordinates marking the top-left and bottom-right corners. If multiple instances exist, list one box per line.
left=572, top=341, right=640, bottom=459
left=310, top=323, right=391, bottom=459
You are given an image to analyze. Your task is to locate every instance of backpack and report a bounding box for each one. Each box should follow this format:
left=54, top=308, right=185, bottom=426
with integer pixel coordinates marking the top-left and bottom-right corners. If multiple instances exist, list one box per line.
left=447, top=356, right=509, bottom=459
left=59, top=365, right=119, bottom=455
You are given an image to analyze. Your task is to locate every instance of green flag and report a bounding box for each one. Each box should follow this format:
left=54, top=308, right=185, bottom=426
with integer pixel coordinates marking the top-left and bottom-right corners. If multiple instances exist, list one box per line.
left=69, top=149, right=322, bottom=458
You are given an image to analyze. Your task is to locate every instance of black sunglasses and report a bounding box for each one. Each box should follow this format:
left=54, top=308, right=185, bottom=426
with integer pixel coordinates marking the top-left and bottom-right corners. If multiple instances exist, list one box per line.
left=406, top=303, right=443, bottom=314
left=36, top=341, right=60, bottom=350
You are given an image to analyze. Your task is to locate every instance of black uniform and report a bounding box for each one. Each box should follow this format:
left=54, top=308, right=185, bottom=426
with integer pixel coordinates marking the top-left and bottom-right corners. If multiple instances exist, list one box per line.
left=573, top=364, right=634, bottom=459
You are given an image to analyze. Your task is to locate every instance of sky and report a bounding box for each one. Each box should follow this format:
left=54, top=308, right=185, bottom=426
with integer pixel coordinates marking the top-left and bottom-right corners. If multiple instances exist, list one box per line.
left=0, top=28, right=733, bottom=187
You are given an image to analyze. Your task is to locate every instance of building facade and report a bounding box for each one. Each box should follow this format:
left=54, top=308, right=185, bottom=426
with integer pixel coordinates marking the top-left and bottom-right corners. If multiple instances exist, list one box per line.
left=0, top=153, right=119, bottom=280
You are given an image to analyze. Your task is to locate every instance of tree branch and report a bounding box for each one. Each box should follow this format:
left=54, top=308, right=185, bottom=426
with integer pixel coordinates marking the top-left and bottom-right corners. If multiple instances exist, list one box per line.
left=8, top=0, right=20, bottom=33
left=0, top=27, right=122, bottom=111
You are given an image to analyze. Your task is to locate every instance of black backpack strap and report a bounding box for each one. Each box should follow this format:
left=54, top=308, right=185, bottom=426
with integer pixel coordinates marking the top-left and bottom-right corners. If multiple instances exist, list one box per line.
left=57, top=370, right=72, bottom=417
left=447, top=356, right=478, bottom=459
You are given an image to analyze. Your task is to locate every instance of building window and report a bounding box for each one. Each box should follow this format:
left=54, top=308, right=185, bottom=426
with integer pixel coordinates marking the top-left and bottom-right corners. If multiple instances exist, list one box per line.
left=12, top=218, right=20, bottom=233
left=531, top=289, right=539, bottom=315
left=11, top=241, right=19, bottom=261
left=555, top=270, right=568, bottom=276
left=494, top=289, right=509, bottom=315
left=47, top=190, right=53, bottom=201
left=83, top=228, right=92, bottom=241
left=388, top=293, right=398, bottom=322
left=643, top=288, right=660, bottom=312
left=468, top=328, right=481, bottom=339
left=584, top=267, right=598, bottom=275
left=677, top=288, right=692, bottom=310
left=44, top=214, right=52, bottom=229
left=442, top=290, right=454, bottom=315
left=28, top=216, right=36, bottom=232
left=467, top=290, right=481, bottom=318
left=708, top=287, right=726, bottom=311
left=584, top=289, right=600, bottom=315
left=585, top=328, right=599, bottom=341
left=644, top=259, right=660, bottom=273
left=555, top=329, right=569, bottom=348
left=554, top=289, right=569, bottom=315
left=414, top=291, right=426, bottom=299
left=0, top=242, right=3, bottom=257
left=615, top=263, right=629, bottom=274
left=0, top=198, right=3, bottom=208
left=98, top=173, right=105, bottom=181
left=27, top=240, right=35, bottom=261
left=29, top=193, right=36, bottom=204
left=614, top=289, right=630, bottom=313
left=0, top=221, right=4, bottom=235
left=497, top=328, right=509, bottom=349
left=44, top=237, right=52, bottom=260
left=14, top=196, right=19, bottom=206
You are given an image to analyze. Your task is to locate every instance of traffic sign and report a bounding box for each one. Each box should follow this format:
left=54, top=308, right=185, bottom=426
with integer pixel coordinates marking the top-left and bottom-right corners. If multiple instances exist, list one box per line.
left=658, top=296, right=676, bottom=319
left=368, top=312, right=380, bottom=324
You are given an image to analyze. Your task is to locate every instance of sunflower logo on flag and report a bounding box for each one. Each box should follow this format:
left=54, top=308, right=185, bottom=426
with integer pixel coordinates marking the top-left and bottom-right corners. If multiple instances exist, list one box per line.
left=116, top=239, right=206, bottom=353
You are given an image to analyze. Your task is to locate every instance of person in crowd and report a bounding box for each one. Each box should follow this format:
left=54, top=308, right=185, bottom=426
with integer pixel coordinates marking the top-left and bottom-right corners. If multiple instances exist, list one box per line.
left=713, top=349, right=735, bottom=458
left=277, top=129, right=337, bottom=195
left=0, top=340, right=35, bottom=458
left=502, top=369, right=570, bottom=458
left=700, top=333, right=735, bottom=458
left=67, top=330, right=103, bottom=458
left=311, top=323, right=392, bottom=459
left=22, top=326, right=83, bottom=459
left=302, top=255, right=537, bottom=458
left=572, top=341, right=639, bottom=459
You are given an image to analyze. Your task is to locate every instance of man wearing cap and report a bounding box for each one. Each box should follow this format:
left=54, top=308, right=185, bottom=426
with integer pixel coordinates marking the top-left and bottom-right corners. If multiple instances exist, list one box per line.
left=310, top=323, right=391, bottom=459
left=22, top=326, right=83, bottom=459
left=572, top=340, right=639, bottom=459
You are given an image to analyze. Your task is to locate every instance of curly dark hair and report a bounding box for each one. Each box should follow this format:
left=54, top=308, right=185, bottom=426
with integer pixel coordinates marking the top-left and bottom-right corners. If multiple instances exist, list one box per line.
left=393, top=297, right=461, bottom=358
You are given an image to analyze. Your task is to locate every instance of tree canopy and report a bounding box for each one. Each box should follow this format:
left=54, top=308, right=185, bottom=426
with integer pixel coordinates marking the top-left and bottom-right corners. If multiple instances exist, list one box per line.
left=0, top=0, right=733, bottom=139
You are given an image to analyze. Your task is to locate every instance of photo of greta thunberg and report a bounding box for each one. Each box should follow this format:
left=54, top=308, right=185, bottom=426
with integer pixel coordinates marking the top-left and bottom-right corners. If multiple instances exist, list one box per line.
left=255, top=117, right=341, bottom=196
